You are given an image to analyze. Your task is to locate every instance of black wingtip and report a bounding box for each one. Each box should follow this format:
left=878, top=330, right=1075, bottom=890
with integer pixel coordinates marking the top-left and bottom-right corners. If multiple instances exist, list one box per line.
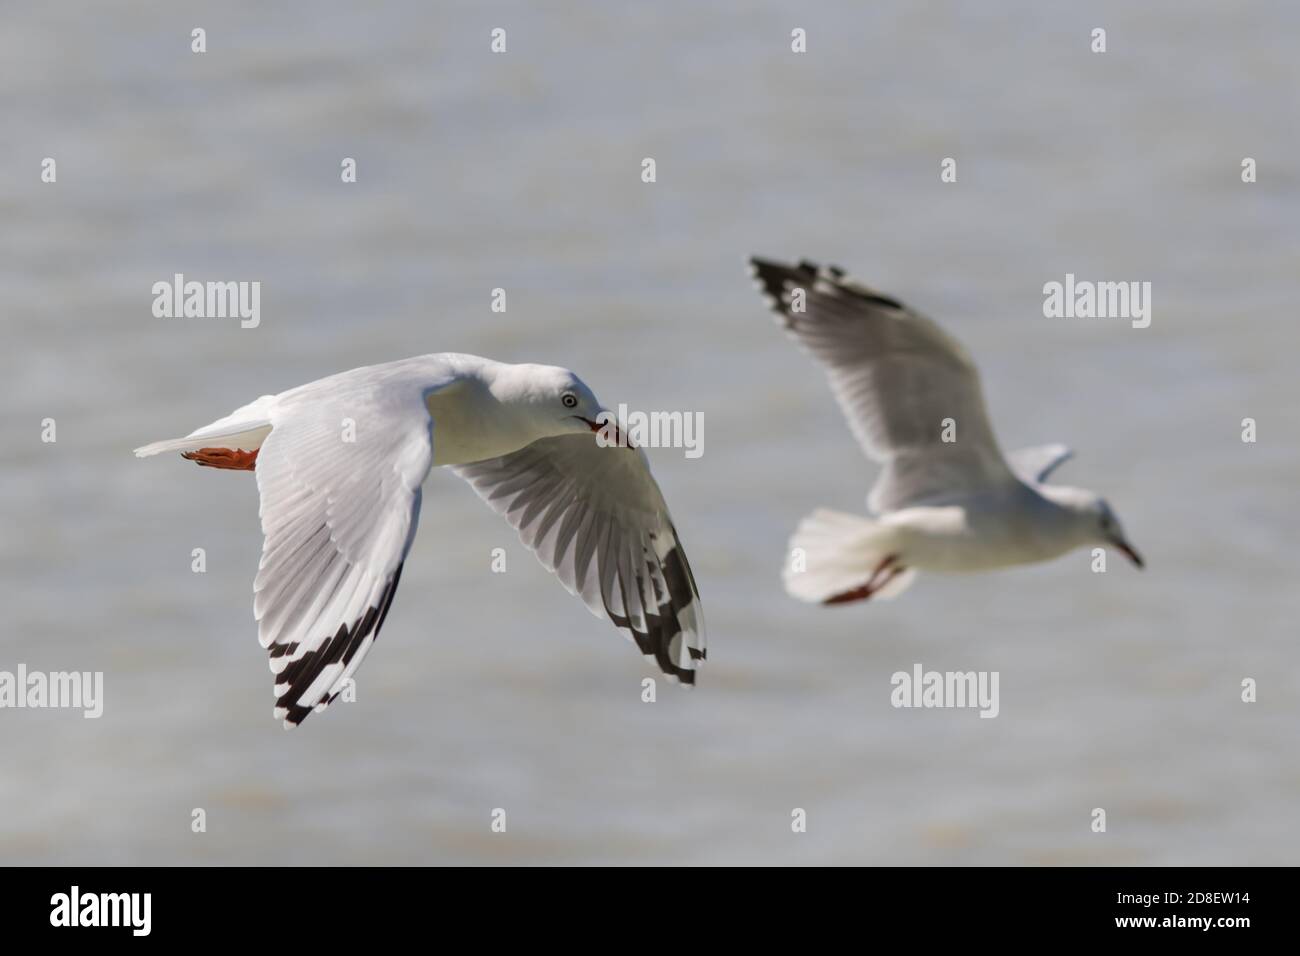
left=601, top=541, right=703, bottom=688
left=268, top=562, right=406, bottom=728
left=748, top=255, right=815, bottom=277
left=749, top=256, right=809, bottom=321
left=750, top=255, right=907, bottom=313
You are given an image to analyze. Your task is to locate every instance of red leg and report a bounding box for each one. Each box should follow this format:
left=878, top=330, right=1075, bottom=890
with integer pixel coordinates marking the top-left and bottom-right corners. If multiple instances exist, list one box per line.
left=181, top=447, right=259, bottom=471
left=823, top=554, right=903, bottom=606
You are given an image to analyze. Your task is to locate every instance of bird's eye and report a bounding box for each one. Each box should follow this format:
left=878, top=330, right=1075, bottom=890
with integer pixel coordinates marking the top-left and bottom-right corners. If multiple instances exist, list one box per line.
left=561, top=392, right=578, bottom=409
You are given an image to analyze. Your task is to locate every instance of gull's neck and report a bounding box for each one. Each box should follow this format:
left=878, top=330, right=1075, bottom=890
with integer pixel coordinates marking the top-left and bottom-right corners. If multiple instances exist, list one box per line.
left=426, top=360, right=538, bottom=467
left=1026, top=484, right=1099, bottom=554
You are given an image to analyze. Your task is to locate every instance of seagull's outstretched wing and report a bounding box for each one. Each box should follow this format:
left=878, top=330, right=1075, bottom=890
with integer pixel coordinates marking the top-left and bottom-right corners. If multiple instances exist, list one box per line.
left=1008, top=444, right=1074, bottom=484
left=454, top=435, right=705, bottom=684
left=750, top=256, right=1016, bottom=512
left=253, top=375, right=438, bottom=727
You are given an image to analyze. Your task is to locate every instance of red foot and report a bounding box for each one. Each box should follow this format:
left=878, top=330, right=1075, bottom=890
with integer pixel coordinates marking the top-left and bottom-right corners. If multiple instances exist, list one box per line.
left=182, top=447, right=259, bottom=471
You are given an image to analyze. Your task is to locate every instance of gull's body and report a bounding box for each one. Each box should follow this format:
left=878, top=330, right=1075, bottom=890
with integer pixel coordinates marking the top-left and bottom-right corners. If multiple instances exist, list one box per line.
left=135, top=353, right=705, bottom=726
left=748, top=257, right=1142, bottom=604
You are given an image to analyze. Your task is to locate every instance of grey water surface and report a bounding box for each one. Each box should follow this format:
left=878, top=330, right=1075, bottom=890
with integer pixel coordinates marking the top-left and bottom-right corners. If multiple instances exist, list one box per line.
left=1, top=1, right=1297, bottom=864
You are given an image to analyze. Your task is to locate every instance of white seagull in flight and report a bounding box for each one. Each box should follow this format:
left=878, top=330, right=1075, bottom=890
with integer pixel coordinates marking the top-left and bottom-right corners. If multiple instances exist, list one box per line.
left=135, top=354, right=705, bottom=727
left=749, top=256, right=1143, bottom=605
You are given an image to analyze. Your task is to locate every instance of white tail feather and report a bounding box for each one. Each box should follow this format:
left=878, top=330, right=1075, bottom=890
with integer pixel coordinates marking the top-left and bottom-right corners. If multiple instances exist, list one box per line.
left=782, top=508, right=917, bottom=603
left=133, top=395, right=276, bottom=458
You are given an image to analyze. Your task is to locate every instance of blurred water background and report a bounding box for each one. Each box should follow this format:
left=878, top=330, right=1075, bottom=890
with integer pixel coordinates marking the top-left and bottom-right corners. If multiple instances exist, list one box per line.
left=1, top=0, right=1297, bottom=864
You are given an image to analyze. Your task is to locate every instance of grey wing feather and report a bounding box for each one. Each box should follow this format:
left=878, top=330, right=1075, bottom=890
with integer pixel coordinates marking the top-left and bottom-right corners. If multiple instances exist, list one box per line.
left=750, top=256, right=1016, bottom=512
left=1008, top=444, right=1074, bottom=484
left=454, top=434, right=705, bottom=683
left=252, top=370, right=440, bottom=727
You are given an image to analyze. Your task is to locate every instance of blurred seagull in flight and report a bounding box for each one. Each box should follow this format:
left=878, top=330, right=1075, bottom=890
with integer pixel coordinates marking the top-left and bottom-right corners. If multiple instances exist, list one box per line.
left=135, top=354, right=705, bottom=727
left=749, top=256, right=1143, bottom=605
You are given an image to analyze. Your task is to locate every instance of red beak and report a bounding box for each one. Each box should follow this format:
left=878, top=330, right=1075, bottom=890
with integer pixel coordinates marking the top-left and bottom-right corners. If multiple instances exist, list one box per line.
left=1113, top=539, right=1144, bottom=569
left=577, top=416, right=628, bottom=448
